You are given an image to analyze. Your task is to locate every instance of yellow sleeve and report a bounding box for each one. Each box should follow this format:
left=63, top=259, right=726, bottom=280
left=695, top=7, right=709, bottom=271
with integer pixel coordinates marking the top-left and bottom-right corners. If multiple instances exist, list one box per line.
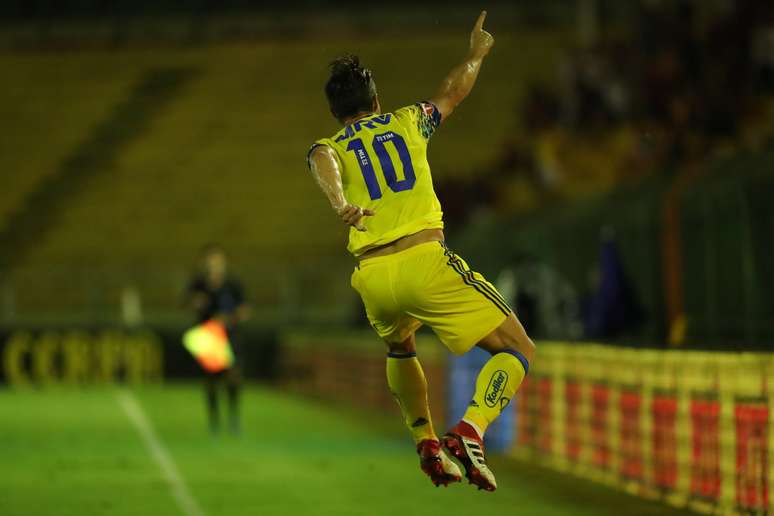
left=393, top=101, right=442, bottom=141
left=305, top=138, right=339, bottom=170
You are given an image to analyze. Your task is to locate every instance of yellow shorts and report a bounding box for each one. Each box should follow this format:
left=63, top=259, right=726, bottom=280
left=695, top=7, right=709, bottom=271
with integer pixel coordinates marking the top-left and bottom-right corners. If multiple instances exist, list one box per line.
left=351, top=241, right=511, bottom=355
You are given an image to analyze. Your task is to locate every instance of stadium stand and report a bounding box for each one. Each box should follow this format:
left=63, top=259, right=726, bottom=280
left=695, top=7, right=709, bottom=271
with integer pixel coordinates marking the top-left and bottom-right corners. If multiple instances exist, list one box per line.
left=0, top=51, right=142, bottom=232
left=0, top=33, right=567, bottom=323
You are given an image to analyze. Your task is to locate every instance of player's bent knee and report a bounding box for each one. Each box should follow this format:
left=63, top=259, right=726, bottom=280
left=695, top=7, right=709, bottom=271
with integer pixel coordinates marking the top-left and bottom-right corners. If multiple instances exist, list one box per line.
left=478, top=313, right=536, bottom=365
left=385, top=336, right=416, bottom=356
left=503, top=332, right=536, bottom=366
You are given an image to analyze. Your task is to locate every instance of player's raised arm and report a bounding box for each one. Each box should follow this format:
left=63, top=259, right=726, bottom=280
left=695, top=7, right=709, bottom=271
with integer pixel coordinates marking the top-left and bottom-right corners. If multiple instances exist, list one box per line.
left=308, top=145, right=374, bottom=232
left=430, top=10, right=494, bottom=122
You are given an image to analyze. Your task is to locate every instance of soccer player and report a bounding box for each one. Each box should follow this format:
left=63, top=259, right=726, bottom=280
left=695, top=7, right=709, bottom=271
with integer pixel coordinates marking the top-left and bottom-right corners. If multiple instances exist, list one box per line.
left=306, top=11, right=535, bottom=491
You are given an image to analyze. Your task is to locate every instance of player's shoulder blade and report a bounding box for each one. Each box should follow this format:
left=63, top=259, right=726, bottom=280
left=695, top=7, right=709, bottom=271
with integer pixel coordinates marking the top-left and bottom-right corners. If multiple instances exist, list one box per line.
left=330, top=113, right=396, bottom=145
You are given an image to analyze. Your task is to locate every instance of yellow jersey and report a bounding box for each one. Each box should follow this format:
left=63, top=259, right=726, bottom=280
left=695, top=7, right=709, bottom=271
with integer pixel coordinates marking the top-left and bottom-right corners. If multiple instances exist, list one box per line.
left=308, top=101, right=444, bottom=256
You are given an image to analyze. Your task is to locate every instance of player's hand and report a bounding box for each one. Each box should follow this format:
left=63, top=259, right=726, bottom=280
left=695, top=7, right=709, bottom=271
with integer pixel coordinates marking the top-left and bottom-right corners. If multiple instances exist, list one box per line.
left=337, top=204, right=375, bottom=232
left=469, top=10, right=494, bottom=59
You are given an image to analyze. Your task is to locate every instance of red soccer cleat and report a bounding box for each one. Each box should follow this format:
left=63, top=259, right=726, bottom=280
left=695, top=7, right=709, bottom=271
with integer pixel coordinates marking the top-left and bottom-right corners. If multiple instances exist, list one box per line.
left=416, top=439, right=462, bottom=487
left=443, top=421, right=497, bottom=491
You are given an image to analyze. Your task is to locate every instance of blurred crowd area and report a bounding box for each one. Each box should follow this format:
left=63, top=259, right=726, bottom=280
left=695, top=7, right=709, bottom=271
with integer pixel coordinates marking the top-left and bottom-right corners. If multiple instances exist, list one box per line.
left=439, top=0, right=774, bottom=225
left=0, top=1, right=771, bottom=349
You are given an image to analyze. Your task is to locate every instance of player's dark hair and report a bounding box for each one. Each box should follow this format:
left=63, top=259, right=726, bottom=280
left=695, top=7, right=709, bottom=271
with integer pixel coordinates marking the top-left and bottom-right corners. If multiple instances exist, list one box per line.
left=325, top=54, right=377, bottom=123
left=200, top=243, right=225, bottom=258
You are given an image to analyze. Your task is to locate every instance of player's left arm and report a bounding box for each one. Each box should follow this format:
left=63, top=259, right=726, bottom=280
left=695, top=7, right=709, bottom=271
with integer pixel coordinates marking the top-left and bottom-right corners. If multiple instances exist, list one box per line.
left=308, top=144, right=374, bottom=232
left=429, top=10, right=494, bottom=122
left=232, top=282, right=251, bottom=324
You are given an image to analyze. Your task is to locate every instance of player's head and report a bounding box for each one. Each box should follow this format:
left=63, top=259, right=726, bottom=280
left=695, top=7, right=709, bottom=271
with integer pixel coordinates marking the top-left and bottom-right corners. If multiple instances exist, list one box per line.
left=325, top=54, right=380, bottom=123
left=200, top=243, right=227, bottom=280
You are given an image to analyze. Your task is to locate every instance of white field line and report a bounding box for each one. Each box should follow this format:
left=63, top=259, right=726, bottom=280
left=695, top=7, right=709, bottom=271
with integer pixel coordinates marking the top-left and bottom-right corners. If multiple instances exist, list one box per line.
left=116, top=389, right=205, bottom=516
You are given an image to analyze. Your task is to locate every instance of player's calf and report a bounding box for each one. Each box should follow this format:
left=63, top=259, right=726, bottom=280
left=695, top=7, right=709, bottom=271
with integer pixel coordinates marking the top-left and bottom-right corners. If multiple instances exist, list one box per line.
left=445, top=313, right=534, bottom=491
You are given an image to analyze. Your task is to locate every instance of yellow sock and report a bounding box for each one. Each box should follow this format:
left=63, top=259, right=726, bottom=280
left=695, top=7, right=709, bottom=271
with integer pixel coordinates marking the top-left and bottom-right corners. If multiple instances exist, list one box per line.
left=386, top=352, right=437, bottom=444
left=463, top=350, right=528, bottom=436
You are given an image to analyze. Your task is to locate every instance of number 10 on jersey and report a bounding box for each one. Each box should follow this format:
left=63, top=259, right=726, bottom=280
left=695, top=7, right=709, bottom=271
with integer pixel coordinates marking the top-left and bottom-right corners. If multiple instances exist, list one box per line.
left=346, top=131, right=416, bottom=200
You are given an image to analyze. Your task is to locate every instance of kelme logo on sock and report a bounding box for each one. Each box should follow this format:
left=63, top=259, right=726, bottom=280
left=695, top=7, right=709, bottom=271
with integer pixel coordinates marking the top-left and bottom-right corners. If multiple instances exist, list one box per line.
left=411, top=417, right=429, bottom=428
left=484, top=370, right=509, bottom=408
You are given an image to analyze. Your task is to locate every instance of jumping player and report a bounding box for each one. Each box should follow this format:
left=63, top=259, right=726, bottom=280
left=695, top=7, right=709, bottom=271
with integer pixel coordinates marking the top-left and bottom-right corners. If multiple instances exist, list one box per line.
left=306, top=11, right=535, bottom=491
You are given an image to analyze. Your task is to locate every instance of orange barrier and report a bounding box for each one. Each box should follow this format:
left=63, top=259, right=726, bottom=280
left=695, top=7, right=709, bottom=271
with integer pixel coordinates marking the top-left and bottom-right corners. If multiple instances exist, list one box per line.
left=515, top=344, right=772, bottom=515
left=278, top=332, right=771, bottom=514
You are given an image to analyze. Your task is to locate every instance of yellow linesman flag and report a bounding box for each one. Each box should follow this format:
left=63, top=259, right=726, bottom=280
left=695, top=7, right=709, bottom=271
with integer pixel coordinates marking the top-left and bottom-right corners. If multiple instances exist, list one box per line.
left=182, top=320, right=234, bottom=373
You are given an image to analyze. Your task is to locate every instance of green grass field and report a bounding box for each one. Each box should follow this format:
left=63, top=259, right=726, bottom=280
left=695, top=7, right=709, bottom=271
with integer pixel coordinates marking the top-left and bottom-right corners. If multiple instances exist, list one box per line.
left=0, top=384, right=693, bottom=516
